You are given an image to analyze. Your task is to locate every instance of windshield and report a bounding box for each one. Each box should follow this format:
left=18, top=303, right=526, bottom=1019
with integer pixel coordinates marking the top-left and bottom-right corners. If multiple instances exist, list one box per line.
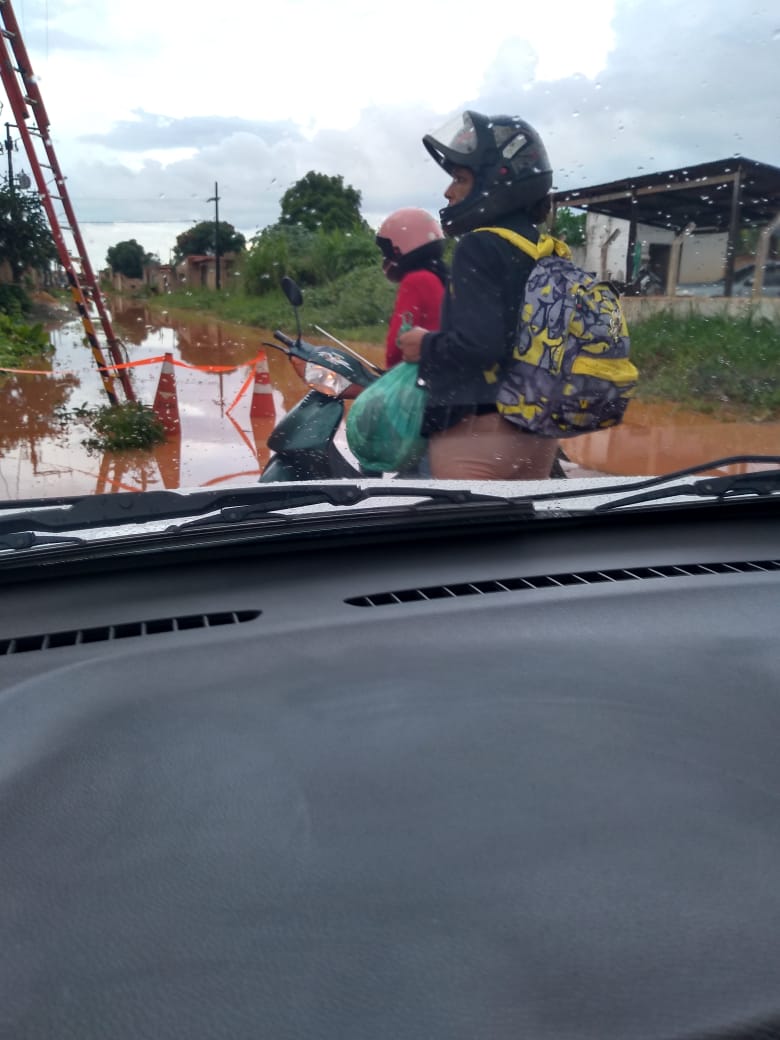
left=0, top=0, right=777, bottom=505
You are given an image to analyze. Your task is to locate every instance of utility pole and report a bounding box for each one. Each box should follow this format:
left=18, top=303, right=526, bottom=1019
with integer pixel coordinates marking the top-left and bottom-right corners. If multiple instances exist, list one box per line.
left=5, top=122, right=15, bottom=194
left=207, top=181, right=221, bottom=291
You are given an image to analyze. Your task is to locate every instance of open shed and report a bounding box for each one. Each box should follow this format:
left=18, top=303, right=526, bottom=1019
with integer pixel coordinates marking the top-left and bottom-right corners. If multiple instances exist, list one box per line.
left=552, top=157, right=780, bottom=295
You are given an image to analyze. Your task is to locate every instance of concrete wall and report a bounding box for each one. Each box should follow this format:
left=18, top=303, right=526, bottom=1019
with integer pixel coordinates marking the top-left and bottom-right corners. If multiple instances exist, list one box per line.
left=584, top=213, right=732, bottom=283
left=622, top=295, right=780, bottom=326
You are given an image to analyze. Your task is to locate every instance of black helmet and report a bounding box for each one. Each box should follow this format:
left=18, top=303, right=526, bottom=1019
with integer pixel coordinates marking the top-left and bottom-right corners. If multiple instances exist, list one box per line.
left=422, top=110, right=553, bottom=236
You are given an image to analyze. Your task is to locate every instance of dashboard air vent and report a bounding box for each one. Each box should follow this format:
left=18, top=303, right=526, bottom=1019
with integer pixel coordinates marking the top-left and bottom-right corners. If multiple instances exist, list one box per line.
left=0, top=610, right=261, bottom=656
left=345, top=560, right=780, bottom=608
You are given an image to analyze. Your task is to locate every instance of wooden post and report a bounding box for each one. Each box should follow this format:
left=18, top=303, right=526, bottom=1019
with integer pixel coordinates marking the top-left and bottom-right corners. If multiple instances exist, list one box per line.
left=723, top=165, right=742, bottom=297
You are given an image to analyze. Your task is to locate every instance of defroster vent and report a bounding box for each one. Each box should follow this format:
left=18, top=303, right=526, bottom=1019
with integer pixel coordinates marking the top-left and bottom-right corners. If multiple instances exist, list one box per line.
left=345, top=560, right=780, bottom=607
left=0, top=610, right=261, bottom=656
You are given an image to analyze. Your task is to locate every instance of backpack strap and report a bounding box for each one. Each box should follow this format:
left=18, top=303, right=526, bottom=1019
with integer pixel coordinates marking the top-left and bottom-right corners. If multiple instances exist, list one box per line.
left=474, top=226, right=572, bottom=261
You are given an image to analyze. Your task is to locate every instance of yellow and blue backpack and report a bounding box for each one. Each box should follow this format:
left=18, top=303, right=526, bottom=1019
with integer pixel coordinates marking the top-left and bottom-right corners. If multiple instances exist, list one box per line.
left=477, top=228, right=639, bottom=438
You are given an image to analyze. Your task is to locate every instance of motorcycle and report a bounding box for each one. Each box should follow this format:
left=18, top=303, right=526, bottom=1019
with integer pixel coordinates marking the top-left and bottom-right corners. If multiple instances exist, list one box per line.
left=622, top=265, right=664, bottom=296
left=259, top=277, right=384, bottom=482
left=259, top=276, right=568, bottom=482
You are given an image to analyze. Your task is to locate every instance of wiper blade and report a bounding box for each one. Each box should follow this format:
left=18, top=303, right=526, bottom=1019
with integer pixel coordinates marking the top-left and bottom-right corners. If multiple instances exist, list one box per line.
left=594, top=467, right=780, bottom=512
left=508, top=455, right=780, bottom=509
left=0, top=483, right=535, bottom=537
left=174, top=486, right=536, bottom=531
left=0, top=531, right=88, bottom=551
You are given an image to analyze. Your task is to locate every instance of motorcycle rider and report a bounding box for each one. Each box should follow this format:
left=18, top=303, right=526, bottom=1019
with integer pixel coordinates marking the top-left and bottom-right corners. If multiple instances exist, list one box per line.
left=375, top=207, right=448, bottom=369
left=397, top=110, right=559, bottom=480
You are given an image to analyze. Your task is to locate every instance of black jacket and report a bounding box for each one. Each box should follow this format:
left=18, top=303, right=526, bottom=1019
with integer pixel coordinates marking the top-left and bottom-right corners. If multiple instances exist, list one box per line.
left=417, top=209, right=539, bottom=435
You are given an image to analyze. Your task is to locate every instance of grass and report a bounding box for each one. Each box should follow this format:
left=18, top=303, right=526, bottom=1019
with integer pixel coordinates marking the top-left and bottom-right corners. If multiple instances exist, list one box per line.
left=630, top=312, right=780, bottom=419
left=0, top=312, right=53, bottom=369
left=146, top=264, right=395, bottom=344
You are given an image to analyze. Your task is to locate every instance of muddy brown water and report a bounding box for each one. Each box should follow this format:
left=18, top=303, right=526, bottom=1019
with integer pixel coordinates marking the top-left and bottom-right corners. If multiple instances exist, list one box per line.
left=1, top=300, right=778, bottom=500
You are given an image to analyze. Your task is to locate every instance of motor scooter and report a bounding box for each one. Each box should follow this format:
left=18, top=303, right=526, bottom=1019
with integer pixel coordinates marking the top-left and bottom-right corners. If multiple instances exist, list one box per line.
left=259, top=276, right=568, bottom=482
left=259, top=277, right=384, bottom=482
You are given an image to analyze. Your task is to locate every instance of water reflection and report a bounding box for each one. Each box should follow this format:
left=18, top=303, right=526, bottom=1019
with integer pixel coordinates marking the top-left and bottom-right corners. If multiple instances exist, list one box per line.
left=566, top=403, right=780, bottom=476
left=1, top=300, right=777, bottom=500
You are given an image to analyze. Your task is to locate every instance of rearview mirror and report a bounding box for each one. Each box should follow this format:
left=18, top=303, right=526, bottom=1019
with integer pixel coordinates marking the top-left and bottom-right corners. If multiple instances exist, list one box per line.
left=281, top=276, right=303, bottom=308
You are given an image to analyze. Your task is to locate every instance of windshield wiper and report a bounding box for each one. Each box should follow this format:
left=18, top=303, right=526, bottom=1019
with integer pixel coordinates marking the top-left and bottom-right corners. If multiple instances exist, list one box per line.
left=593, top=467, right=780, bottom=512
left=0, top=483, right=535, bottom=539
left=0, top=531, right=88, bottom=551
left=506, top=455, right=780, bottom=509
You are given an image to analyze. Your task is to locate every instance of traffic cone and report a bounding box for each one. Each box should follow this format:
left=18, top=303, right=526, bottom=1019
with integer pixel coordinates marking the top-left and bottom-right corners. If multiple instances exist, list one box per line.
left=249, top=352, right=276, bottom=419
left=155, top=434, right=181, bottom=490
left=250, top=414, right=276, bottom=468
left=152, top=352, right=181, bottom=437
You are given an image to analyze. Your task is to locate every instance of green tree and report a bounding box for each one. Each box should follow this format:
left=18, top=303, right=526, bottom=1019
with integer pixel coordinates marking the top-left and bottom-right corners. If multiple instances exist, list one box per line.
left=0, top=185, right=57, bottom=283
left=279, top=171, right=366, bottom=233
left=244, top=224, right=377, bottom=296
left=552, top=207, right=587, bottom=246
left=106, top=239, right=156, bottom=279
left=173, top=221, right=246, bottom=263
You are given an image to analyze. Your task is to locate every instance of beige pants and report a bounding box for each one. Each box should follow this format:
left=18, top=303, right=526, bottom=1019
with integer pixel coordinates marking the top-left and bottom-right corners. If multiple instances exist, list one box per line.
left=428, top=412, right=558, bottom=481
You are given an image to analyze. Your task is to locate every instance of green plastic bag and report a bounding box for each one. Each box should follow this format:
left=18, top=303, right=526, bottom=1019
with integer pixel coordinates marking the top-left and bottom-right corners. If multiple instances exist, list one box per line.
left=346, top=362, right=427, bottom=473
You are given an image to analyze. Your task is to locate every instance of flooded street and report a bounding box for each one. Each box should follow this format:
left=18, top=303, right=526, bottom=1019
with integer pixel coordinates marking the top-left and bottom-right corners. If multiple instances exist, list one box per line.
left=1, top=298, right=778, bottom=500
left=0, top=299, right=383, bottom=499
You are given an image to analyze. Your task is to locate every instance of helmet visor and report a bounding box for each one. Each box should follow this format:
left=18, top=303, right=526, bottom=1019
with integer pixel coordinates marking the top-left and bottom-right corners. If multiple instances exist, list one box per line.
left=427, top=112, right=478, bottom=161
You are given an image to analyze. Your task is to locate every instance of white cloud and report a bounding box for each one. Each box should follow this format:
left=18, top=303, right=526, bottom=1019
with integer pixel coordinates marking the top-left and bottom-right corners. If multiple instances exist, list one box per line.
left=4, top=0, right=777, bottom=269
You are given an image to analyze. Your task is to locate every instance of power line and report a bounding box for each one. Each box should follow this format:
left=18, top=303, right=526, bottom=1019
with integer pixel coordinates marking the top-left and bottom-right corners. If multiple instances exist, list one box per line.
left=80, top=219, right=200, bottom=225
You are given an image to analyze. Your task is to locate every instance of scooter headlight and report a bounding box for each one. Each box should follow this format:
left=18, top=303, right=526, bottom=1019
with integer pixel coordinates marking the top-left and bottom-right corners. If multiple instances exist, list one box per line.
left=304, top=362, right=352, bottom=397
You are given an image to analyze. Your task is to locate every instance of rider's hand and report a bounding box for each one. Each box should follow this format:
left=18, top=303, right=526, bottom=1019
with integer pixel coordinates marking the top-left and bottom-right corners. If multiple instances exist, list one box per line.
left=397, top=326, right=426, bottom=363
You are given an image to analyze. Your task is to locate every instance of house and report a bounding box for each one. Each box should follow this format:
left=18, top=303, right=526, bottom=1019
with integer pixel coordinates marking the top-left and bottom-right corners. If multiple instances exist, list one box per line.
left=143, top=263, right=175, bottom=293
left=175, top=253, right=239, bottom=291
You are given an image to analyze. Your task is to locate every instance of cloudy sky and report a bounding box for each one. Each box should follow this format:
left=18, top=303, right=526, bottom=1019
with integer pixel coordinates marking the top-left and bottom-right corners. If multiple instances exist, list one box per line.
left=3, top=0, right=778, bottom=268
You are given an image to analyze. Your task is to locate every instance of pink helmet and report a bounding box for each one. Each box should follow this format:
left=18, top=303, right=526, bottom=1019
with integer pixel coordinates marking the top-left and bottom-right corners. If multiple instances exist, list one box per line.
left=374, top=208, right=443, bottom=282
left=378, top=203, right=445, bottom=258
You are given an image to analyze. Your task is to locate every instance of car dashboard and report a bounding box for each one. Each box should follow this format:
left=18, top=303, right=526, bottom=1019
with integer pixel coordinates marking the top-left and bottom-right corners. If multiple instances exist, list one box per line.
left=1, top=500, right=779, bottom=1040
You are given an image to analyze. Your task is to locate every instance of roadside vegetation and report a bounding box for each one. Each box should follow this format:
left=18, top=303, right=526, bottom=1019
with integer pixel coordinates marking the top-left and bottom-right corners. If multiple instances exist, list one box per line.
left=64, top=401, right=167, bottom=454
left=0, top=299, right=52, bottom=368
left=630, top=312, right=780, bottom=419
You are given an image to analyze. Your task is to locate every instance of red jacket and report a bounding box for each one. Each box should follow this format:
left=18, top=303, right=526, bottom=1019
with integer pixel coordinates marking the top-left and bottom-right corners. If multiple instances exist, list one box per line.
left=385, top=268, right=445, bottom=369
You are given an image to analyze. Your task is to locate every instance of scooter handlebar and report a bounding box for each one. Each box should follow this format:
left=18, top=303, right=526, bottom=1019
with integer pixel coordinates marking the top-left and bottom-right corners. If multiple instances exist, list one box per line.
left=273, top=330, right=296, bottom=348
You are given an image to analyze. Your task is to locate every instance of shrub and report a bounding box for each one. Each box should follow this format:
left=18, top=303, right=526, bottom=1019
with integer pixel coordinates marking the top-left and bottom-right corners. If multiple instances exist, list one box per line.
left=0, top=283, right=30, bottom=318
left=70, top=401, right=167, bottom=454
left=244, top=224, right=377, bottom=296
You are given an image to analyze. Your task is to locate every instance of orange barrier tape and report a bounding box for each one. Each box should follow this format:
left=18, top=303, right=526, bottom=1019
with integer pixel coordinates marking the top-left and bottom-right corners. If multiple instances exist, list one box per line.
left=100, top=356, right=247, bottom=375
left=1, top=352, right=263, bottom=378
left=99, top=355, right=166, bottom=372
left=0, top=365, right=64, bottom=375
left=226, top=412, right=260, bottom=459
left=225, top=368, right=256, bottom=416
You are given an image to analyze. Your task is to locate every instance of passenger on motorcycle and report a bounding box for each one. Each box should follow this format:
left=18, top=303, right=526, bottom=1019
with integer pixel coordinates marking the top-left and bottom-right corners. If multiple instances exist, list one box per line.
left=375, top=207, right=447, bottom=370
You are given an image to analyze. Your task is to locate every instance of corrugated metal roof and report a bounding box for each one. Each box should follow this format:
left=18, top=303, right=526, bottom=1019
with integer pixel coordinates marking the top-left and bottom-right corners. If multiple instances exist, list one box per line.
left=553, top=156, right=780, bottom=233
